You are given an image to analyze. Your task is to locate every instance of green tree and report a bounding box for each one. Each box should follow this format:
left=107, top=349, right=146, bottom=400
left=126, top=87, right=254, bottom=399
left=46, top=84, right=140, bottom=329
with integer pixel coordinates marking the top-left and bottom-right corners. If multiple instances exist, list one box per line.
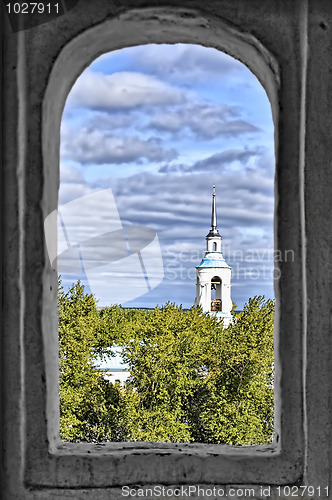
left=187, top=297, right=274, bottom=444
left=120, top=304, right=220, bottom=442
left=58, top=279, right=274, bottom=445
left=58, top=279, right=125, bottom=441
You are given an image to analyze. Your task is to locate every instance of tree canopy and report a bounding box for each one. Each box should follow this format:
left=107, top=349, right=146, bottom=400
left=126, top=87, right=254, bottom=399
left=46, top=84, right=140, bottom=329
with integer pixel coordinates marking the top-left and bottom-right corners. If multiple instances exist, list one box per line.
left=58, top=279, right=274, bottom=444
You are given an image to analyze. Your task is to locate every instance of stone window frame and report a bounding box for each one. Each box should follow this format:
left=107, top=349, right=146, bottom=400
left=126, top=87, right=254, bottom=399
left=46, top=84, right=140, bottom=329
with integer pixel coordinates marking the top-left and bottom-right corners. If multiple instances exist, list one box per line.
left=13, top=4, right=307, bottom=492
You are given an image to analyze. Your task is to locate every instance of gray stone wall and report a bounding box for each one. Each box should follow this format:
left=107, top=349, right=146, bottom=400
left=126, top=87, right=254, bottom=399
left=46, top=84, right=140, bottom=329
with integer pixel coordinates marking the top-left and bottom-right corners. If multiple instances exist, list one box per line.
left=2, top=0, right=332, bottom=498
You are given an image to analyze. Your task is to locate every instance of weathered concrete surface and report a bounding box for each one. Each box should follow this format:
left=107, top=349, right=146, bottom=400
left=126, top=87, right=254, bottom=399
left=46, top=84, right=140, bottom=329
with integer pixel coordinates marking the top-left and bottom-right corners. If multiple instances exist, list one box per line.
left=2, top=0, right=332, bottom=498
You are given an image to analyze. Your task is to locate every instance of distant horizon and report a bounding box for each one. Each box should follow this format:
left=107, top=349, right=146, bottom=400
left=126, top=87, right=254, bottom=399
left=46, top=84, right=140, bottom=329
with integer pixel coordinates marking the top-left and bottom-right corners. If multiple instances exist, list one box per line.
left=95, top=304, right=245, bottom=312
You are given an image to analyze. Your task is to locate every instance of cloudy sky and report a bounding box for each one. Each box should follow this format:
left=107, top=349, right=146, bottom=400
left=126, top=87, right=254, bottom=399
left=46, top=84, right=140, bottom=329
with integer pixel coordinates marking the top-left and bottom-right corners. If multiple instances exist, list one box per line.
left=58, top=43, right=275, bottom=310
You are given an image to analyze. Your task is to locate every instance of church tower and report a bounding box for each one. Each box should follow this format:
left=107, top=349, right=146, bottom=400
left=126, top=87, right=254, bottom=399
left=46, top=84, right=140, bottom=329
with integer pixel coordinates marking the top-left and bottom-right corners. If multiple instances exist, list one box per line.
left=194, top=186, right=232, bottom=326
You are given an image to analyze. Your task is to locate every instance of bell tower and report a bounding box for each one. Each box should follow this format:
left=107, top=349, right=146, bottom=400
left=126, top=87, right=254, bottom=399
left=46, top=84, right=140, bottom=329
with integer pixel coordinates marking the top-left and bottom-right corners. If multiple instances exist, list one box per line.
left=194, top=186, right=232, bottom=326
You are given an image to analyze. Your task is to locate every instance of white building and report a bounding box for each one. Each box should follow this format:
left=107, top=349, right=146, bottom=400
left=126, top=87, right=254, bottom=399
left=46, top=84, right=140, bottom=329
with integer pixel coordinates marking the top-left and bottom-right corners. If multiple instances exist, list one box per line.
left=95, top=347, right=130, bottom=386
left=101, top=368, right=130, bottom=386
left=194, top=186, right=232, bottom=326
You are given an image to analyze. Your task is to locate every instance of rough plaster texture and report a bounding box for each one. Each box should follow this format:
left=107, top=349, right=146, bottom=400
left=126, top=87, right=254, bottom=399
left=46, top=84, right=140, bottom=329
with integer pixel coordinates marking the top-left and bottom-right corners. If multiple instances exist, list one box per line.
left=2, top=0, right=332, bottom=498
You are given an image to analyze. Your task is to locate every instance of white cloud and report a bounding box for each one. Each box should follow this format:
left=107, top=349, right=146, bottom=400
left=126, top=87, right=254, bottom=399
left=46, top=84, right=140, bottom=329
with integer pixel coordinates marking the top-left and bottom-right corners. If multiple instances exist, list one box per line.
left=57, top=167, right=275, bottom=308
left=61, top=127, right=178, bottom=165
left=107, top=168, right=274, bottom=237
left=98, top=44, right=245, bottom=84
left=159, top=148, right=262, bottom=174
left=67, top=71, right=184, bottom=110
left=58, top=44, right=275, bottom=308
left=147, top=102, right=259, bottom=140
left=85, top=112, right=136, bottom=131
left=59, top=163, right=85, bottom=184
left=59, top=181, right=94, bottom=206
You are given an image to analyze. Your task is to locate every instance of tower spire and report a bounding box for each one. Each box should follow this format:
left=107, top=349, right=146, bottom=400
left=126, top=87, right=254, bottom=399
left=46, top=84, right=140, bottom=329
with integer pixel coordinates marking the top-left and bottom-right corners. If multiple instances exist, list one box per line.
left=211, top=184, right=217, bottom=230
left=207, top=185, right=220, bottom=238
left=194, top=185, right=232, bottom=326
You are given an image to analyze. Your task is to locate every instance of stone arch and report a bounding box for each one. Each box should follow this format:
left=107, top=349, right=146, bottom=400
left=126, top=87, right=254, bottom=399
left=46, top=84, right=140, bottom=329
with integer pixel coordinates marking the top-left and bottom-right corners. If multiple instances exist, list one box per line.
left=41, top=13, right=282, bottom=485
left=41, top=5, right=284, bottom=486
left=43, top=7, right=280, bottom=438
left=6, top=2, right=323, bottom=496
left=211, top=275, right=222, bottom=310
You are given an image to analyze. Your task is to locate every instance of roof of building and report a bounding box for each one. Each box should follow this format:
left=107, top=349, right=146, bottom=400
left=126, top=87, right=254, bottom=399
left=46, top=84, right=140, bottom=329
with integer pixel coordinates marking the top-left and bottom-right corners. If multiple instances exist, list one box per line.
left=206, top=228, right=221, bottom=239
left=212, top=311, right=232, bottom=318
left=196, top=256, right=231, bottom=269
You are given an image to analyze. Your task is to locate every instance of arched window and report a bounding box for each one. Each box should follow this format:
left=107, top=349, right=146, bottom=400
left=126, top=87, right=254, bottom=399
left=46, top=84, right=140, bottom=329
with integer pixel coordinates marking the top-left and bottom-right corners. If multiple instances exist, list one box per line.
left=43, top=16, right=282, bottom=485
left=42, top=16, right=283, bottom=486
left=8, top=3, right=313, bottom=494
left=211, top=276, right=222, bottom=310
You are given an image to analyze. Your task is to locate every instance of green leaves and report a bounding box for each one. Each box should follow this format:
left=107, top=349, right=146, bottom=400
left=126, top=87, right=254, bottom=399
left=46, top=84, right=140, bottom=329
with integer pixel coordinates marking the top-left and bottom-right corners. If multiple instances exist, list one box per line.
left=58, top=280, right=125, bottom=442
left=59, top=280, right=274, bottom=445
left=192, top=296, right=275, bottom=444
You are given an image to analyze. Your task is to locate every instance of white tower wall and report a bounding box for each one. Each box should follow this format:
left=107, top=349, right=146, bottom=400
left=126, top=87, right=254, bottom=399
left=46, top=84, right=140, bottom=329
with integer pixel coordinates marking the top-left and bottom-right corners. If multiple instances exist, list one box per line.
left=195, top=266, right=232, bottom=315
left=206, top=236, right=221, bottom=253
left=194, top=186, right=232, bottom=327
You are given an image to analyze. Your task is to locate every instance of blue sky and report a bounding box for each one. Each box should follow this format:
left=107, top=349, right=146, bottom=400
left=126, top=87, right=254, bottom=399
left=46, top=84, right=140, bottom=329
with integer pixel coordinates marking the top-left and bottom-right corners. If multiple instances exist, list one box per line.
left=58, top=44, right=275, bottom=310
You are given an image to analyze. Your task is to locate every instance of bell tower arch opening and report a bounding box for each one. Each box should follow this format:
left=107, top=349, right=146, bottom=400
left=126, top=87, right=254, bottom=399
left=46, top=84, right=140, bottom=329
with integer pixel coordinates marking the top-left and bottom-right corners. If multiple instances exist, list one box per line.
left=211, top=275, right=222, bottom=311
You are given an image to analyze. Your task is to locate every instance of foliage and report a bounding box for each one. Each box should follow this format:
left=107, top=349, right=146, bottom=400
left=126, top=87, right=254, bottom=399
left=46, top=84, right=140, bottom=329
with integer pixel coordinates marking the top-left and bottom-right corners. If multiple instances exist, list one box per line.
left=58, top=280, right=125, bottom=441
left=58, top=279, right=274, bottom=445
left=120, top=304, right=223, bottom=442
left=187, top=297, right=274, bottom=444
